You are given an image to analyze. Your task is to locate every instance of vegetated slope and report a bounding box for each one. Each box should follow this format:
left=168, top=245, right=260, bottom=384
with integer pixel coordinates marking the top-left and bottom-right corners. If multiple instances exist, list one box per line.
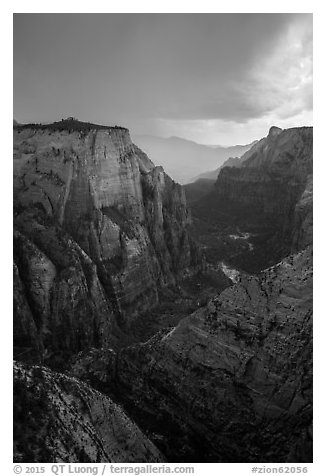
left=190, top=126, right=313, bottom=273
left=189, top=155, right=246, bottom=183
left=183, top=155, right=248, bottom=204
left=13, top=120, right=313, bottom=464
left=13, top=119, right=205, bottom=366
left=183, top=178, right=215, bottom=204
left=71, top=247, right=312, bottom=462
left=14, top=361, right=164, bottom=463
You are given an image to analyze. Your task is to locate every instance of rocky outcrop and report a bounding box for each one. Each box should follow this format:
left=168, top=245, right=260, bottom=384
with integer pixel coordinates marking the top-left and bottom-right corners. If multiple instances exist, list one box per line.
left=13, top=120, right=313, bottom=464
left=190, top=127, right=313, bottom=272
left=13, top=119, right=202, bottom=363
left=13, top=219, right=115, bottom=367
left=291, top=175, right=313, bottom=252
left=240, top=126, right=311, bottom=176
left=212, top=126, right=312, bottom=231
left=13, top=361, right=164, bottom=463
left=13, top=262, right=43, bottom=361
left=73, top=247, right=312, bottom=462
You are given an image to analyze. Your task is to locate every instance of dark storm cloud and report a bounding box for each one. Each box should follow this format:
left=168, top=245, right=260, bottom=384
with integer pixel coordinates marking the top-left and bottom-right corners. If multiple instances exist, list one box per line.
left=13, top=13, right=312, bottom=130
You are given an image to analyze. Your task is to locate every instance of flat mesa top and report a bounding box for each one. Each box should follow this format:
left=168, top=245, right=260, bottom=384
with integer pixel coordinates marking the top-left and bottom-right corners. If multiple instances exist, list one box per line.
left=13, top=118, right=128, bottom=133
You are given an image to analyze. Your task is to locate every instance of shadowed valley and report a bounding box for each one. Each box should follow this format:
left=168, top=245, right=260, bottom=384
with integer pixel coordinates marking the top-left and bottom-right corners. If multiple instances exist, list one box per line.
left=13, top=120, right=313, bottom=463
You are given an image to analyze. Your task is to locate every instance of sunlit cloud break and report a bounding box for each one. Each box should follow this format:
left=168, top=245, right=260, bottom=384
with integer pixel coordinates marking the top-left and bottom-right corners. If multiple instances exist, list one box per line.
left=14, top=13, right=312, bottom=145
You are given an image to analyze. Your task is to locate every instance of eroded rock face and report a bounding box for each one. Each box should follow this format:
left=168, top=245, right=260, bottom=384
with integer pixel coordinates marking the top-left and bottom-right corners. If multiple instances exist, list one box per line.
left=291, top=175, right=313, bottom=252
left=13, top=262, right=43, bottom=361
left=13, top=120, right=312, bottom=464
left=212, top=127, right=312, bottom=231
left=13, top=361, right=164, bottom=463
left=191, top=127, right=313, bottom=272
left=13, top=120, right=202, bottom=362
left=13, top=218, right=115, bottom=366
left=106, top=248, right=312, bottom=462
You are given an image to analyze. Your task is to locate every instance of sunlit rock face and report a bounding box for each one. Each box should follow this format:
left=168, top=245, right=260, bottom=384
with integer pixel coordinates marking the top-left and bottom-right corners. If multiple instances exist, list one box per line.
left=13, top=120, right=312, bottom=464
left=13, top=120, right=202, bottom=362
left=291, top=174, right=313, bottom=252
left=190, top=127, right=313, bottom=272
left=13, top=361, right=164, bottom=463
left=213, top=127, right=312, bottom=232
left=109, top=247, right=312, bottom=462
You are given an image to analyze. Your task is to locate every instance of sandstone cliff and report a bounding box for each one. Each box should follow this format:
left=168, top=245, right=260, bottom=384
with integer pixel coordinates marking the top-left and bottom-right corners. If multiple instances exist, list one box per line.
left=13, top=120, right=312, bottom=464
left=13, top=361, right=164, bottom=463
left=213, top=126, right=312, bottom=231
left=191, top=126, right=313, bottom=272
left=13, top=222, right=115, bottom=366
left=13, top=119, right=202, bottom=363
left=72, top=247, right=312, bottom=462
left=291, top=174, right=313, bottom=252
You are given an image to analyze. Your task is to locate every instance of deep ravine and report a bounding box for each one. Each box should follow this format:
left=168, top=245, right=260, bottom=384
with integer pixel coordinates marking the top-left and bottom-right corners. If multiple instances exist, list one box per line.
left=13, top=121, right=313, bottom=463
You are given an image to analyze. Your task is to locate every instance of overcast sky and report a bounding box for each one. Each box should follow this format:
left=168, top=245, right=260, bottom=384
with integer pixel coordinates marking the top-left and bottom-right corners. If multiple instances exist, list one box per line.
left=13, top=13, right=312, bottom=145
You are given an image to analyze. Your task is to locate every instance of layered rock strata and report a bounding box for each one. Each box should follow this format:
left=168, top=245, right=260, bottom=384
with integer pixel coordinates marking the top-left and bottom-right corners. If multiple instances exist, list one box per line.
left=13, top=120, right=312, bottom=464
left=72, top=247, right=312, bottom=462
left=13, top=361, right=164, bottom=463
left=212, top=127, right=312, bottom=231
left=291, top=175, right=313, bottom=251
left=13, top=221, right=115, bottom=365
left=13, top=120, right=202, bottom=362
left=191, top=126, right=313, bottom=271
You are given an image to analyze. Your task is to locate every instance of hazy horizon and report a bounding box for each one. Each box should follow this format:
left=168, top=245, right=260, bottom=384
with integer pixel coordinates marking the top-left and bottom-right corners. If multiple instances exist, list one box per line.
left=14, top=13, right=312, bottom=146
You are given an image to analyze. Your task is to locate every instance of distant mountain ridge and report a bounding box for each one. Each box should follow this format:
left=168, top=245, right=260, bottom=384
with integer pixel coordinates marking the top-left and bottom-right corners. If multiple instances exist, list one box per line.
left=189, top=140, right=259, bottom=182
left=13, top=121, right=313, bottom=463
left=133, top=134, right=256, bottom=184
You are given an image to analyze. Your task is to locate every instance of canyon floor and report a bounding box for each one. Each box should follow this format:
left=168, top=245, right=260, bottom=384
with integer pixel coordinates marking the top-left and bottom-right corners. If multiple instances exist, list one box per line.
left=13, top=121, right=312, bottom=463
